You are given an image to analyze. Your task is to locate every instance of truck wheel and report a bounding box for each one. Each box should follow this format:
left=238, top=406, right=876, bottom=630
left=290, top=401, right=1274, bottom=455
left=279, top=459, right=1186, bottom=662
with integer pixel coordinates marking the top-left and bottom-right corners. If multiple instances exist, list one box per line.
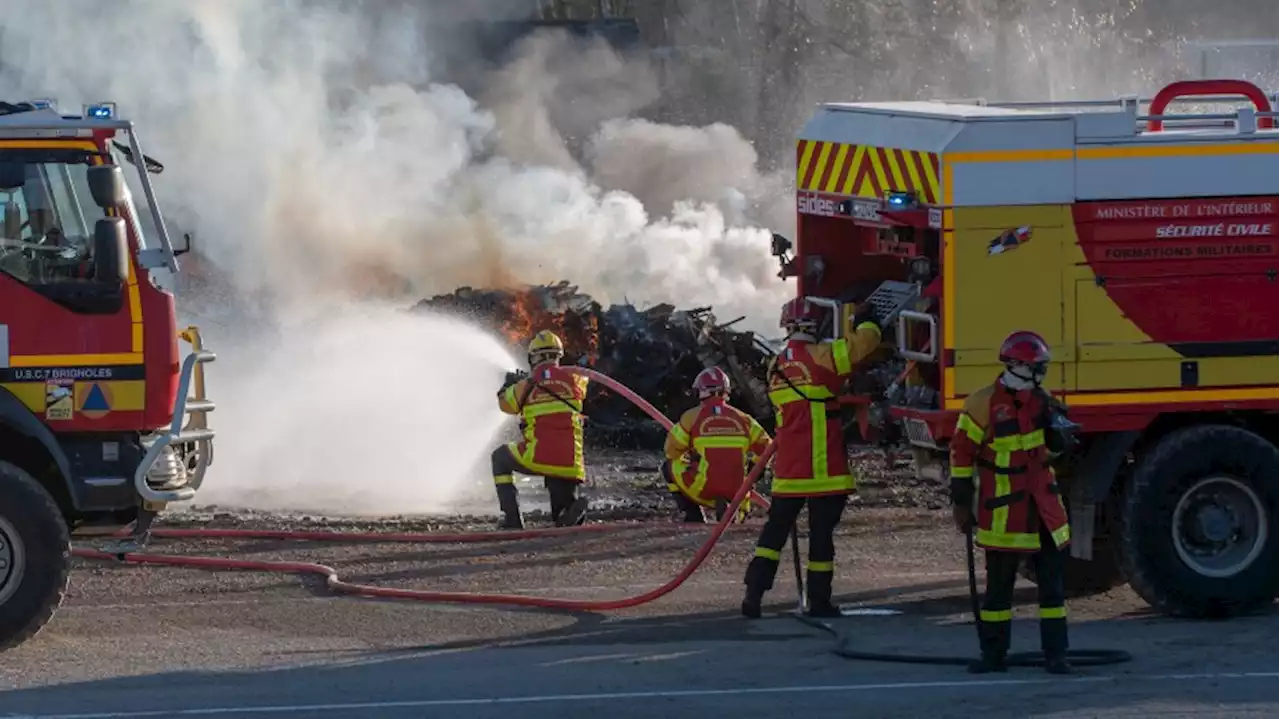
left=1121, top=425, right=1278, bottom=618
left=0, top=460, right=71, bottom=651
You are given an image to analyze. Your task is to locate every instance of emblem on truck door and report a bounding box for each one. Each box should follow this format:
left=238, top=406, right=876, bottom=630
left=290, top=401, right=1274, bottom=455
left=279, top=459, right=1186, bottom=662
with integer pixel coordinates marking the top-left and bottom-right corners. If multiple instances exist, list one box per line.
left=987, top=226, right=1034, bottom=256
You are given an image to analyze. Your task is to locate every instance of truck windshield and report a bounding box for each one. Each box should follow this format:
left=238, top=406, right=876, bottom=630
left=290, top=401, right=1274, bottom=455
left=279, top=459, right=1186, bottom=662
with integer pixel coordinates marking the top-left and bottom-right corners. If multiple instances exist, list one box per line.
left=0, top=152, right=105, bottom=284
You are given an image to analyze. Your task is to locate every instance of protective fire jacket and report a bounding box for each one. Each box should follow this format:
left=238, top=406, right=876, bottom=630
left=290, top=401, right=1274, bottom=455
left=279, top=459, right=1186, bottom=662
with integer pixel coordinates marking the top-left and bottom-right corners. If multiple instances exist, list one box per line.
left=766, top=322, right=881, bottom=496
left=949, top=380, right=1071, bottom=552
left=498, top=363, right=590, bottom=480
left=664, top=397, right=771, bottom=506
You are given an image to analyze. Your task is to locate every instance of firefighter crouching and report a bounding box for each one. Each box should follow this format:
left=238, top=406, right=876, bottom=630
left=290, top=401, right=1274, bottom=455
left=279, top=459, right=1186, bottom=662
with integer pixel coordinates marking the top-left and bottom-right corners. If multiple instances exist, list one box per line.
left=661, top=367, right=772, bottom=523
left=950, top=330, right=1078, bottom=675
left=493, top=330, right=590, bottom=530
left=741, top=297, right=882, bottom=618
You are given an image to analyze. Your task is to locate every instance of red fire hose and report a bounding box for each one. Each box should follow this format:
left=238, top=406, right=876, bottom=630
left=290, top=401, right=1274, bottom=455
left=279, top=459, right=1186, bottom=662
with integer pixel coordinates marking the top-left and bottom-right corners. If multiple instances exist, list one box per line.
left=71, top=367, right=776, bottom=611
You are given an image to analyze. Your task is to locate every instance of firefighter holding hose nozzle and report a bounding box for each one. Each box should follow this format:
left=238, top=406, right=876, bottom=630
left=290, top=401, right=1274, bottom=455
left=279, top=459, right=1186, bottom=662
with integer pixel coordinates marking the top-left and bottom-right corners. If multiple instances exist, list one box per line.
left=950, top=330, right=1078, bottom=675
left=660, top=367, right=772, bottom=523
left=741, top=297, right=882, bottom=618
left=493, top=330, right=590, bottom=530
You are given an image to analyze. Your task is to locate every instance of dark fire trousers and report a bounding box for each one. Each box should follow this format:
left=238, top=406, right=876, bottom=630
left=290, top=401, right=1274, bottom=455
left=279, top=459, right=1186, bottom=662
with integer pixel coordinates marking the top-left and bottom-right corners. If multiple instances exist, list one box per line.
left=977, top=521, right=1068, bottom=658
left=744, top=494, right=848, bottom=605
left=492, top=445, right=580, bottom=522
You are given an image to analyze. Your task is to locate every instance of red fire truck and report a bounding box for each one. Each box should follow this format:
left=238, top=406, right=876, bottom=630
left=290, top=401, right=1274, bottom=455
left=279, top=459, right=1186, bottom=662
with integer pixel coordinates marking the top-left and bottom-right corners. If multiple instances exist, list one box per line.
left=770, top=79, right=1278, bottom=618
left=0, top=100, right=215, bottom=650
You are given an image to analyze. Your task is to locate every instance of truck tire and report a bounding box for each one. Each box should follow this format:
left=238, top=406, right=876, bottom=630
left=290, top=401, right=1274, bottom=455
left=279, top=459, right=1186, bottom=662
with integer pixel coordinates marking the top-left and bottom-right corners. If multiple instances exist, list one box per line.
left=1120, top=425, right=1278, bottom=618
left=0, top=460, right=71, bottom=651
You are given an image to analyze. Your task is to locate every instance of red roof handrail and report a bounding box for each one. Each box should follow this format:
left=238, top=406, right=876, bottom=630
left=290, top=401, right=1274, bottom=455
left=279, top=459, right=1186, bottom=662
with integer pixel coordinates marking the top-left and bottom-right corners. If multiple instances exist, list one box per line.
left=1147, top=79, right=1276, bottom=131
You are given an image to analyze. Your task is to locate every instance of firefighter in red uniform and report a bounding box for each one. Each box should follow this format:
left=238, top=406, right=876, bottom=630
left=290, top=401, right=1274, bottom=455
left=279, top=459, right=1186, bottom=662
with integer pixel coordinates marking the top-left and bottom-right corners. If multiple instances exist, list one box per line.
left=493, top=330, right=590, bottom=529
left=741, top=297, right=882, bottom=618
left=661, top=367, right=772, bottom=523
left=950, top=330, right=1076, bottom=675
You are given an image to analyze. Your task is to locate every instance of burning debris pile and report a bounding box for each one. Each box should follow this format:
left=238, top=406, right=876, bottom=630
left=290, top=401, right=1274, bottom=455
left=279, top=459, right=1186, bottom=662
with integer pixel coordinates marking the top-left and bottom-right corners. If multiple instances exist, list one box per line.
left=410, top=282, right=777, bottom=449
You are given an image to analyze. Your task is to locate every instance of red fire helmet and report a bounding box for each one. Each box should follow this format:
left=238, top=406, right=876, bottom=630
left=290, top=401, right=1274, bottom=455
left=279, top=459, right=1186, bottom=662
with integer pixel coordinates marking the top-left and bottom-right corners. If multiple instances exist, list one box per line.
left=693, top=367, right=731, bottom=396
left=779, top=297, right=822, bottom=329
left=999, top=330, right=1052, bottom=366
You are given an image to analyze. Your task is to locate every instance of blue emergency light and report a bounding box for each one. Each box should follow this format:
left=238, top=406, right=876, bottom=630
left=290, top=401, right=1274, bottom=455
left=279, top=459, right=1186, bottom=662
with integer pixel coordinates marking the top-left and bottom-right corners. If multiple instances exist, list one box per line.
left=885, top=191, right=918, bottom=210
left=84, top=102, right=116, bottom=119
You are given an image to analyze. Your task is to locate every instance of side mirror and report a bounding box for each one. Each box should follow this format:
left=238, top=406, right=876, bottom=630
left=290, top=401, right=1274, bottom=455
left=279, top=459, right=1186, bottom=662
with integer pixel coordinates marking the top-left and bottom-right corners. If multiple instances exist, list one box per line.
left=770, top=232, right=793, bottom=257
left=94, top=217, right=129, bottom=285
left=87, top=165, right=126, bottom=209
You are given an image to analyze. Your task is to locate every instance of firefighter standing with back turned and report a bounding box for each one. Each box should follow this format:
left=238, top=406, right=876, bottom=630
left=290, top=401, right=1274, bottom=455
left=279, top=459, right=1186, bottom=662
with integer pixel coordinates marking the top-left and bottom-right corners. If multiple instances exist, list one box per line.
left=661, top=367, right=772, bottom=523
left=493, top=330, right=590, bottom=530
left=950, top=330, right=1076, bottom=675
left=741, top=297, right=882, bottom=618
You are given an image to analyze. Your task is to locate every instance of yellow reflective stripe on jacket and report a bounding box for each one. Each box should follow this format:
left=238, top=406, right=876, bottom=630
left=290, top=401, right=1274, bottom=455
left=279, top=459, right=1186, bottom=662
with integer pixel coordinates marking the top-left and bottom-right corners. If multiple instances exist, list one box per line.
left=691, top=436, right=750, bottom=451
left=768, top=385, right=836, bottom=405
left=524, top=399, right=582, bottom=417
left=772, top=475, right=855, bottom=494
left=976, top=528, right=1043, bottom=550
left=670, top=422, right=691, bottom=445
left=979, top=524, right=1071, bottom=550
left=955, top=413, right=985, bottom=444
left=1051, top=523, right=1071, bottom=547
left=991, top=450, right=1012, bottom=537
left=989, top=428, right=1045, bottom=452
left=810, top=401, right=830, bottom=482
left=832, top=337, right=853, bottom=376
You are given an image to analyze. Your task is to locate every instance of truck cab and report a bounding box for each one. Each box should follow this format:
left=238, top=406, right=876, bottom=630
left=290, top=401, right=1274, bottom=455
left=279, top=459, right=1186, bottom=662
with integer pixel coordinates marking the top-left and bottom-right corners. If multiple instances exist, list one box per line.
left=0, top=101, right=215, bottom=650
left=772, top=79, right=1278, bottom=618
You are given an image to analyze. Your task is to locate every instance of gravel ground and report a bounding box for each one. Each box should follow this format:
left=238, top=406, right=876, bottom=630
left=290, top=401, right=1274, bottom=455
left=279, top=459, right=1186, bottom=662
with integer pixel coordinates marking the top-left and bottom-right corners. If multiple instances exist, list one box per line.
left=172, top=447, right=943, bottom=533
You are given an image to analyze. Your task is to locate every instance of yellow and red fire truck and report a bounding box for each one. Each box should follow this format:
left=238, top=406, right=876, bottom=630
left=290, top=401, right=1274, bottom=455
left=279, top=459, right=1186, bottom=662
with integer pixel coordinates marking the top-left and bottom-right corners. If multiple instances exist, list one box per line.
left=0, top=100, right=214, bottom=649
left=770, top=79, right=1278, bottom=617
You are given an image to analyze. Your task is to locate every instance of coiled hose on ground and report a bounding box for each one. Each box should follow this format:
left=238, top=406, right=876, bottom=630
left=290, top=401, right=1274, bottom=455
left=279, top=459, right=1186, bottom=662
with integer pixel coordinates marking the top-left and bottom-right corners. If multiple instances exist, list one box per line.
left=789, top=524, right=1132, bottom=667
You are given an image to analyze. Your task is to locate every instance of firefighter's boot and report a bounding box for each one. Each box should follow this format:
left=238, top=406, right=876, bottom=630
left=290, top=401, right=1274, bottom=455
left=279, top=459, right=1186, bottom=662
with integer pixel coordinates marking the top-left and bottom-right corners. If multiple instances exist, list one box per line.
left=804, top=570, right=841, bottom=618
left=967, top=621, right=1010, bottom=674
left=496, top=484, right=524, bottom=530
left=672, top=492, right=705, bottom=524
left=1041, top=617, right=1073, bottom=675
left=557, top=495, right=589, bottom=527
left=741, top=557, right=777, bottom=619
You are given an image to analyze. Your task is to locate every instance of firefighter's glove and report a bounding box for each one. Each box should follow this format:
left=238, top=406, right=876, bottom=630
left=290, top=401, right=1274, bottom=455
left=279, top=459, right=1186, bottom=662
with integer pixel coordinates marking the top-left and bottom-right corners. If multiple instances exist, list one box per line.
left=852, top=301, right=881, bottom=332
left=500, top=369, right=528, bottom=392
left=1044, top=408, right=1081, bottom=455
left=952, top=505, right=976, bottom=534
left=949, top=474, right=977, bottom=533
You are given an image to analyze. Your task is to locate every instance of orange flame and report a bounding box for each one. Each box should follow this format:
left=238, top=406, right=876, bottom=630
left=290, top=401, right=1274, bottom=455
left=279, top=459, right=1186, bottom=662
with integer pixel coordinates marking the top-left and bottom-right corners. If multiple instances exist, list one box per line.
left=497, top=288, right=599, bottom=366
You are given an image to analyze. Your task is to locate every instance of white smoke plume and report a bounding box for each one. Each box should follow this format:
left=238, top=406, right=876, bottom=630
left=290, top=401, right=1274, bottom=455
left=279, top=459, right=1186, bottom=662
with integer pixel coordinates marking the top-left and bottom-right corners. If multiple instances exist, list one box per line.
left=0, top=0, right=795, bottom=333
left=0, top=0, right=794, bottom=515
